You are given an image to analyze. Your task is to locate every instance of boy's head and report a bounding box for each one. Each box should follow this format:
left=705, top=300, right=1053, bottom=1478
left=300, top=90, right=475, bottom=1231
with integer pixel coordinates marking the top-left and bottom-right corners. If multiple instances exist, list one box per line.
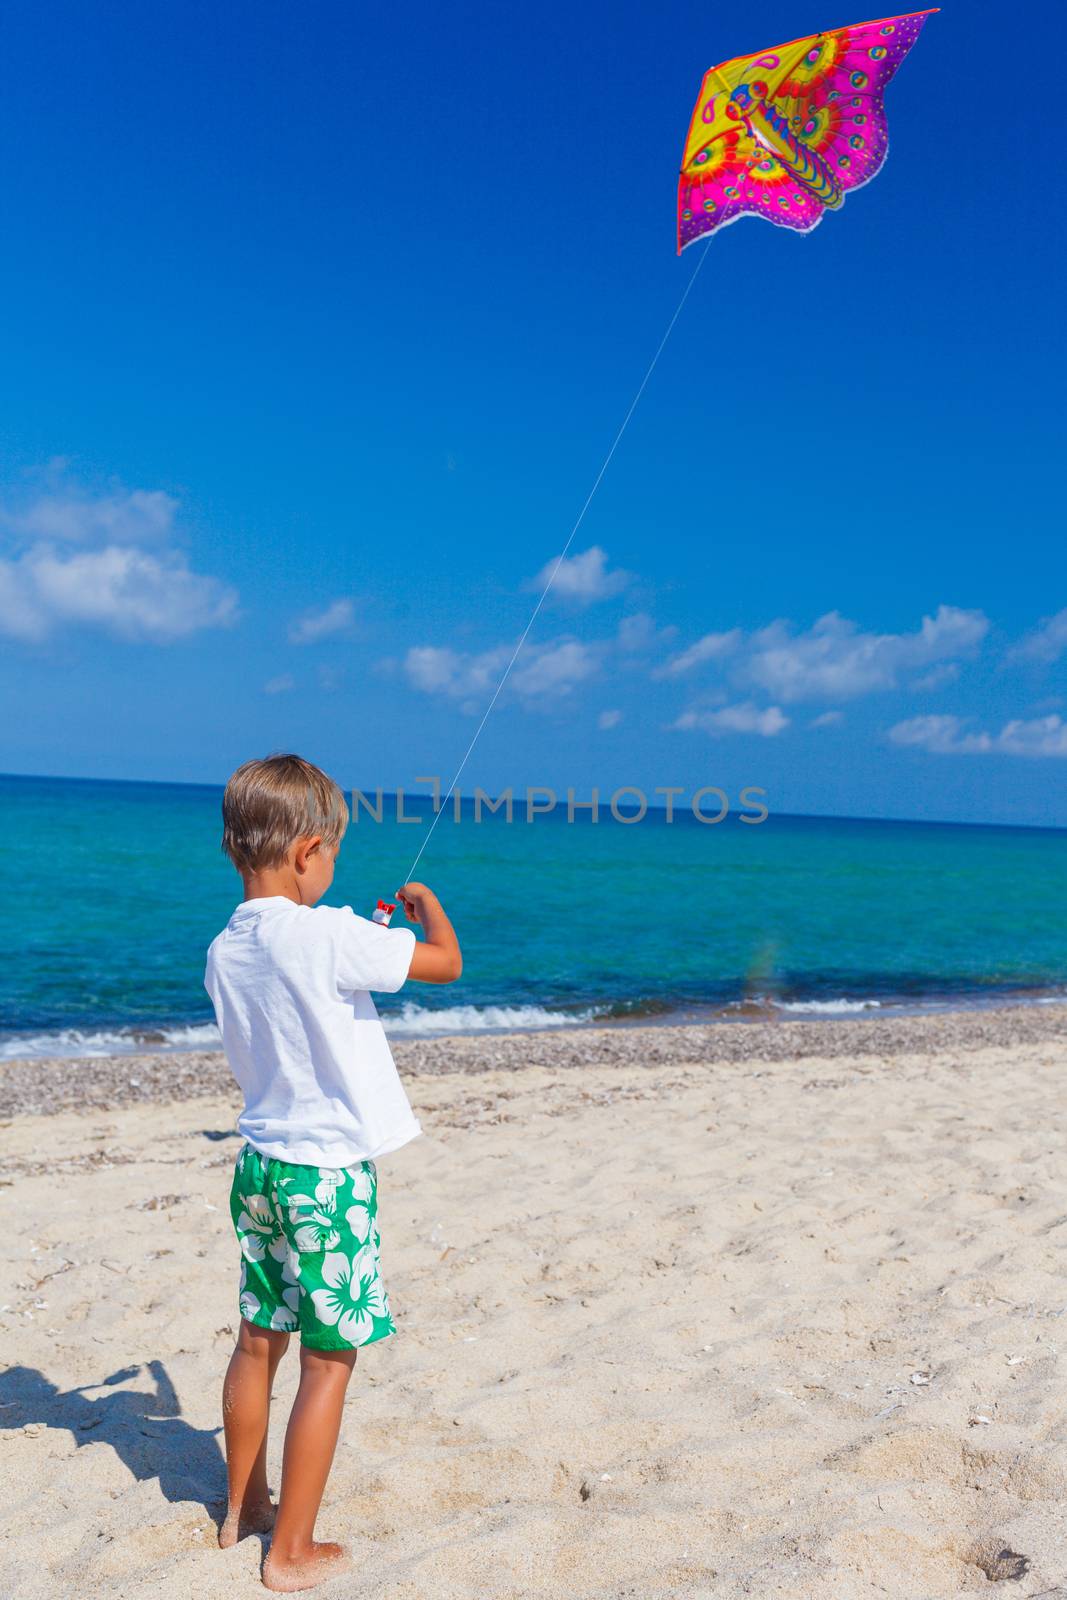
left=222, top=754, right=348, bottom=901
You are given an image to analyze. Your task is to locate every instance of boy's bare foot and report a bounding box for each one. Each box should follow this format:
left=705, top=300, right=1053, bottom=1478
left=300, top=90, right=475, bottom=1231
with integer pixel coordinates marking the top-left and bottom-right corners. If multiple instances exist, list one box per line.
left=262, top=1541, right=351, bottom=1592
left=218, top=1498, right=277, bottom=1548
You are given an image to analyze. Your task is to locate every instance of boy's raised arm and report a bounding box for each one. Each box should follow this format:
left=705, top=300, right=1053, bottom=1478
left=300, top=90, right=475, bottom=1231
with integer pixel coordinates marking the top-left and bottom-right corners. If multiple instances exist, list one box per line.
left=397, top=882, right=462, bottom=984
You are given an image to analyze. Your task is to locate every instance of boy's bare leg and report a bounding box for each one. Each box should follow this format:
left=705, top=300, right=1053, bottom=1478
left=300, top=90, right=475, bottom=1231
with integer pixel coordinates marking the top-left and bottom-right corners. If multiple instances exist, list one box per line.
left=219, top=1319, right=290, bottom=1548
left=262, top=1344, right=358, bottom=1592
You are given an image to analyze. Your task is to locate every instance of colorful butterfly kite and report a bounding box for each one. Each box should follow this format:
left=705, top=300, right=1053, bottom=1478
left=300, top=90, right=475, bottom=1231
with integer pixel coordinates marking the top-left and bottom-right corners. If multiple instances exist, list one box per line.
left=677, top=9, right=936, bottom=250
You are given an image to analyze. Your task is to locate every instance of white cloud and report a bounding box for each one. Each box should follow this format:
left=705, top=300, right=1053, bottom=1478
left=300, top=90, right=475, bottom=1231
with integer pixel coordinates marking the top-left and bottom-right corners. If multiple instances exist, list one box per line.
left=598, top=708, right=623, bottom=730
left=403, top=637, right=598, bottom=708
left=741, top=606, right=988, bottom=703
left=616, top=613, right=677, bottom=653
left=0, top=543, right=237, bottom=642
left=653, top=629, right=742, bottom=679
left=403, top=644, right=507, bottom=698
left=888, top=713, right=1067, bottom=758
left=288, top=597, right=355, bottom=645
left=0, top=481, right=237, bottom=643
left=997, top=716, right=1067, bottom=756
left=0, top=486, right=178, bottom=545
left=1010, top=608, right=1067, bottom=665
left=888, top=715, right=990, bottom=755
left=809, top=710, right=843, bottom=728
left=529, top=545, right=629, bottom=605
left=673, top=702, right=789, bottom=738
left=912, top=662, right=960, bottom=691
left=511, top=640, right=597, bottom=699
left=405, top=646, right=457, bottom=693
left=264, top=674, right=294, bottom=695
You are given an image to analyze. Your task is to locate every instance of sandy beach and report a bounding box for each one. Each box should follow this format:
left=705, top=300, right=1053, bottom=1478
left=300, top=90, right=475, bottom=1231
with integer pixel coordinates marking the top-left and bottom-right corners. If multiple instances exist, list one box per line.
left=3, top=1006, right=1067, bottom=1598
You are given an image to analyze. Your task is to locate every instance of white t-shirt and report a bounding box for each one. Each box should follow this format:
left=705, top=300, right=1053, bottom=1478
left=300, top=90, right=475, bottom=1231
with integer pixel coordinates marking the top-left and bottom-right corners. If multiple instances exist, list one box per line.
left=204, top=896, right=420, bottom=1166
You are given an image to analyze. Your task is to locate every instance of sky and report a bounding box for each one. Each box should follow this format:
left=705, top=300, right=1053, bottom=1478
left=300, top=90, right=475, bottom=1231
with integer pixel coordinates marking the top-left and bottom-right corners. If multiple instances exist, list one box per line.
left=0, top=0, right=1063, bottom=827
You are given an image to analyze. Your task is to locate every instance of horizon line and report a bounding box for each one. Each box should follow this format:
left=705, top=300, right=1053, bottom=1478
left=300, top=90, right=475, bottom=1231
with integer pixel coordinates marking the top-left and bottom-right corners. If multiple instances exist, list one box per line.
left=0, top=768, right=1064, bottom=836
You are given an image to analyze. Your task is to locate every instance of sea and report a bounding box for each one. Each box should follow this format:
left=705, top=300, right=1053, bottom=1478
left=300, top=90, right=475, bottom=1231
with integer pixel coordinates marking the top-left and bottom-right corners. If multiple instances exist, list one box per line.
left=2, top=772, right=1065, bottom=1059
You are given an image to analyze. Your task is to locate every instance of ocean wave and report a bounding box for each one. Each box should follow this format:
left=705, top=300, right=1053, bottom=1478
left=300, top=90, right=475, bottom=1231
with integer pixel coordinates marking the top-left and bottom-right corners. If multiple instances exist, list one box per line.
left=775, top=998, right=883, bottom=1015
left=0, top=1022, right=222, bottom=1060
left=0, top=1004, right=595, bottom=1058
left=3, top=986, right=1063, bottom=1060
left=383, top=1002, right=597, bottom=1037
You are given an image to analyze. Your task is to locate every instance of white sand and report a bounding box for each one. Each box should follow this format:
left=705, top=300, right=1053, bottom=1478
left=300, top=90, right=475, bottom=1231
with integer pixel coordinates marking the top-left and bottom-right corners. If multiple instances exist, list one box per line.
left=3, top=1025, right=1067, bottom=1597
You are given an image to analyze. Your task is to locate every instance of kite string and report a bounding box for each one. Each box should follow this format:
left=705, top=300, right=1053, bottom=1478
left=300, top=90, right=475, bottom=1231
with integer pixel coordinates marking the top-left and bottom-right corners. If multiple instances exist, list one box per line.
left=401, top=237, right=711, bottom=887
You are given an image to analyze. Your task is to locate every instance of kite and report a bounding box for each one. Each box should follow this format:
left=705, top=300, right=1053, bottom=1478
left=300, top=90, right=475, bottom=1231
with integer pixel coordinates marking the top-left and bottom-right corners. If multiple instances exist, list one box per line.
left=678, top=10, right=936, bottom=250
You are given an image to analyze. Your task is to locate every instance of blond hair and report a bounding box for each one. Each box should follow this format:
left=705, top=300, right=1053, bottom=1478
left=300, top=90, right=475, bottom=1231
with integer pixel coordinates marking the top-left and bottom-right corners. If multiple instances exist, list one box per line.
left=221, top=754, right=349, bottom=872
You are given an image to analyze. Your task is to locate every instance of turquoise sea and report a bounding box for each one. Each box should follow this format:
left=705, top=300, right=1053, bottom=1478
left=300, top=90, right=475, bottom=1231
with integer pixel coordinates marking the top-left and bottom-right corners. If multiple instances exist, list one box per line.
left=2, top=772, right=1066, bottom=1058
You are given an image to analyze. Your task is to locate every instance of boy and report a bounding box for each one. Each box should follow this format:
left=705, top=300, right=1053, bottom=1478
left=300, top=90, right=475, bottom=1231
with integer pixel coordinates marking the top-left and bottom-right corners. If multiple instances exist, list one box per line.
left=205, top=753, right=461, bottom=1591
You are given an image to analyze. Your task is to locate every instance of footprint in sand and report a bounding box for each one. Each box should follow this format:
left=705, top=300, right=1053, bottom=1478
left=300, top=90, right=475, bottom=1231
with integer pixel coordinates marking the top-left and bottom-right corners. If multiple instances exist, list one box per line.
left=967, top=1541, right=1030, bottom=1581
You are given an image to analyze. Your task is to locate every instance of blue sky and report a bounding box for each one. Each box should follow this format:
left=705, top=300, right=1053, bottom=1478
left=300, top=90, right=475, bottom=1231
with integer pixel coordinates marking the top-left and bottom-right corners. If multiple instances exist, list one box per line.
left=0, top=0, right=1063, bottom=826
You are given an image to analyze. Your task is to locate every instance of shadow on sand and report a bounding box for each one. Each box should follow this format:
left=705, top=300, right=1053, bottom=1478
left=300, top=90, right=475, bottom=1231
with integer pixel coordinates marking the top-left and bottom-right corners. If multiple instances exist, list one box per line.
left=0, top=1359, right=227, bottom=1521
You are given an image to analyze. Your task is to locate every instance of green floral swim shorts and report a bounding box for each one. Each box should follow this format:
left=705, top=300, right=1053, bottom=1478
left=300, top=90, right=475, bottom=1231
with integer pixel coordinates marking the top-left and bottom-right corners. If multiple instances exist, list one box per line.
left=229, top=1143, right=396, bottom=1350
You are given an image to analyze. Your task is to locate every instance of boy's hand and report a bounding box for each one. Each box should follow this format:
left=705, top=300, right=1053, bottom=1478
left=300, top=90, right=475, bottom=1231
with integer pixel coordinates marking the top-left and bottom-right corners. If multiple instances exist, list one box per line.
left=396, top=883, right=462, bottom=983
left=396, top=882, right=436, bottom=924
